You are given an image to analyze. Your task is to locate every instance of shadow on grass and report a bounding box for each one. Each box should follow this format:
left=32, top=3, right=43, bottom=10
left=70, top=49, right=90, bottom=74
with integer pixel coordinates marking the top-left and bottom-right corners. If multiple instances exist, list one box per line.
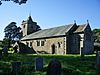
left=0, top=53, right=99, bottom=75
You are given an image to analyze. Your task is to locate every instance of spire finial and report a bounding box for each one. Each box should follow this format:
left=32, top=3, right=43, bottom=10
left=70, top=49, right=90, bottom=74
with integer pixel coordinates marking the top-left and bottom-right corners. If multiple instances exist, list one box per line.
left=27, top=12, right=33, bottom=21
left=87, top=19, right=89, bottom=25
left=74, top=20, right=76, bottom=25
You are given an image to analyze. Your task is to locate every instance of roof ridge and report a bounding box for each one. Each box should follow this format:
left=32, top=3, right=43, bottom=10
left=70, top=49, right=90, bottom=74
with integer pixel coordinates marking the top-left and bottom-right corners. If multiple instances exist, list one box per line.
left=43, top=24, right=74, bottom=30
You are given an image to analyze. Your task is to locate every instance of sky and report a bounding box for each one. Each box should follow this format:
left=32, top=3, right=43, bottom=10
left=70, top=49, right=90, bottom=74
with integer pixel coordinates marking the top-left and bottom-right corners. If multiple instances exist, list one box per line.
left=0, top=0, right=100, bottom=40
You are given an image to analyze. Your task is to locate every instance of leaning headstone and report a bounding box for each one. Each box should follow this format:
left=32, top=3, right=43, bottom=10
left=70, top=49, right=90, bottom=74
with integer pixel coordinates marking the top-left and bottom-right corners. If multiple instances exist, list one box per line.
left=35, top=57, right=43, bottom=71
left=11, top=61, right=21, bottom=75
left=95, top=51, right=100, bottom=69
left=46, top=59, right=62, bottom=75
left=2, top=46, right=8, bottom=57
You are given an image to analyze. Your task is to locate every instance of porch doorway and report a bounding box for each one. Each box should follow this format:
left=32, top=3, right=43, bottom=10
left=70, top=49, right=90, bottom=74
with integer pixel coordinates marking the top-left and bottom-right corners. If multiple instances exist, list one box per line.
left=51, top=44, right=56, bottom=54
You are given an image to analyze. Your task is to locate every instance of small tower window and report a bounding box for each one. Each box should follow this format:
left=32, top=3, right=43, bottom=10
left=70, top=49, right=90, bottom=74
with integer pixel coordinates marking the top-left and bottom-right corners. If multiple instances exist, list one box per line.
left=23, top=25, right=25, bottom=28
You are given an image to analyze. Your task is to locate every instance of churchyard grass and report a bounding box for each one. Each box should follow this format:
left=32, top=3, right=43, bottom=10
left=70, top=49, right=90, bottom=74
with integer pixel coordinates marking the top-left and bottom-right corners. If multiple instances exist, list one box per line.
left=0, top=53, right=100, bottom=75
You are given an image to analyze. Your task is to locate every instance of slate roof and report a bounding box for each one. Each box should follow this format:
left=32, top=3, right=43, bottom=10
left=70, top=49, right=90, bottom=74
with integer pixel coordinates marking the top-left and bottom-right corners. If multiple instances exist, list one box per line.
left=21, top=24, right=74, bottom=40
left=74, top=24, right=87, bottom=33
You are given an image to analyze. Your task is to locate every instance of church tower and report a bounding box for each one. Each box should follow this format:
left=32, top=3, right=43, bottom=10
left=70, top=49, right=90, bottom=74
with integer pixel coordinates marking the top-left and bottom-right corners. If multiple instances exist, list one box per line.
left=21, top=16, right=41, bottom=37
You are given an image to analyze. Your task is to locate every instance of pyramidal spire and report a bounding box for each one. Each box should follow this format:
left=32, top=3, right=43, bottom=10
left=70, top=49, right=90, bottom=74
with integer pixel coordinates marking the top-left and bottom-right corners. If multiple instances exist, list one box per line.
left=27, top=13, right=33, bottom=21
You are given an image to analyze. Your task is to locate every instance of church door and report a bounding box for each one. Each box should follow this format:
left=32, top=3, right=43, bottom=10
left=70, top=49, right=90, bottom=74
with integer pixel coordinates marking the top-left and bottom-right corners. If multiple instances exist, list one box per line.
left=51, top=44, right=56, bottom=54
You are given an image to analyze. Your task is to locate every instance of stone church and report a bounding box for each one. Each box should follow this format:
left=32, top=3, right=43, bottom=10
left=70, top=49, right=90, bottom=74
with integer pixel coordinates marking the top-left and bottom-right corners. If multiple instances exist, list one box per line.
left=19, top=16, right=94, bottom=54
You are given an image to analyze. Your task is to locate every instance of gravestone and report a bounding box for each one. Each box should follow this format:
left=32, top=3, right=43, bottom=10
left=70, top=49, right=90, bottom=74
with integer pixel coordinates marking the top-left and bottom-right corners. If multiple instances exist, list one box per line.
left=0, top=50, right=2, bottom=59
left=11, top=61, right=21, bottom=75
left=13, top=46, right=18, bottom=53
left=80, top=48, right=85, bottom=60
left=95, top=51, right=100, bottom=69
left=2, top=46, right=8, bottom=57
left=35, top=57, right=43, bottom=71
left=46, top=59, right=62, bottom=75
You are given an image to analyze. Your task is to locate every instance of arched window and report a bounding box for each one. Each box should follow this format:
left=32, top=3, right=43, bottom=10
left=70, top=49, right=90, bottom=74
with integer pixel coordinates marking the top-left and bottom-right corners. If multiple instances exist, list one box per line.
left=41, top=41, right=44, bottom=46
left=30, top=42, right=32, bottom=47
left=58, top=42, right=61, bottom=48
left=37, top=41, right=40, bottom=46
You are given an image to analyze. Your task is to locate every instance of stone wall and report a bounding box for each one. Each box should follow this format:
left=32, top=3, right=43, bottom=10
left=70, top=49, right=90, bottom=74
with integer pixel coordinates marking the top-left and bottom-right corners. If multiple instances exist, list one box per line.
left=83, top=25, right=94, bottom=54
left=22, top=36, right=66, bottom=54
left=69, top=34, right=80, bottom=53
left=66, top=33, right=80, bottom=54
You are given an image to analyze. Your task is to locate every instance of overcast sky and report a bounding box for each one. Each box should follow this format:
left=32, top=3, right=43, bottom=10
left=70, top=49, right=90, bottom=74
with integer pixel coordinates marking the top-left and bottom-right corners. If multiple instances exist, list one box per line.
left=0, top=0, right=100, bottom=40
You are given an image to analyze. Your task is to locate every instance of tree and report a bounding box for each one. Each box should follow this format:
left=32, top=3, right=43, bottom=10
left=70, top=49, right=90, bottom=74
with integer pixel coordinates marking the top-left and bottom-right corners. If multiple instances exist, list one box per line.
left=0, top=0, right=27, bottom=5
left=93, top=29, right=100, bottom=35
left=4, top=22, right=22, bottom=47
left=93, top=28, right=100, bottom=43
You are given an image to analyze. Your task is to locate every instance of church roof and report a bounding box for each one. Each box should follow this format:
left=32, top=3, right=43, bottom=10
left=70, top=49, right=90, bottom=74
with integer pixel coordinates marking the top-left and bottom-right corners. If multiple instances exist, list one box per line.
left=74, top=24, right=87, bottom=33
left=21, top=24, right=74, bottom=40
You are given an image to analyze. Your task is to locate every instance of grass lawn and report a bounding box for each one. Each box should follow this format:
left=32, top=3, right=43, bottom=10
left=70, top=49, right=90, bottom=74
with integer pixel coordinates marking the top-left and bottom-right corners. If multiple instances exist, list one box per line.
left=0, top=54, right=100, bottom=75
